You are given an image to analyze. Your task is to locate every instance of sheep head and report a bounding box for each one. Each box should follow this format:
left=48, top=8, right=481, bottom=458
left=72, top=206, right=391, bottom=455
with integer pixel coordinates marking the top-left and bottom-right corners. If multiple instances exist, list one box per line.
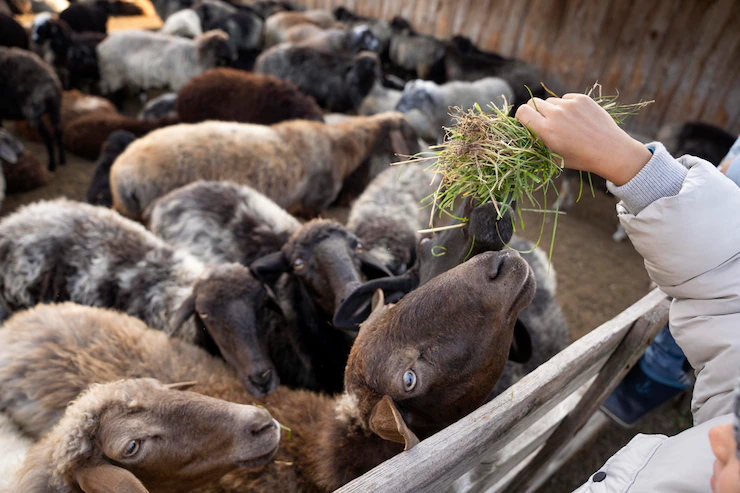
left=196, top=29, right=236, bottom=66
left=344, top=250, right=535, bottom=447
left=171, top=263, right=279, bottom=397
left=251, top=219, right=391, bottom=321
left=12, top=379, right=280, bottom=493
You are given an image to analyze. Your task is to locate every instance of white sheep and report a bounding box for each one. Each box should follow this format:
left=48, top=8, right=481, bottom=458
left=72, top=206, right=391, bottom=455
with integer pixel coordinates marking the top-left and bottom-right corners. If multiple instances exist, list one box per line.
left=97, top=29, right=234, bottom=94
left=396, top=77, right=515, bottom=143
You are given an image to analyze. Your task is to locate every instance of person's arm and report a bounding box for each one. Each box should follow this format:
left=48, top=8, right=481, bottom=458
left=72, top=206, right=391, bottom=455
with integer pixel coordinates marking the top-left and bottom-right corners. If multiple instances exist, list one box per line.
left=517, top=96, right=740, bottom=425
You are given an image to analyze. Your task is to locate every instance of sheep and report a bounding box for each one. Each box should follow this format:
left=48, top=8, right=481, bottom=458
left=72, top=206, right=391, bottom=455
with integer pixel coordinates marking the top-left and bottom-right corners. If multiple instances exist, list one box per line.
left=13, top=88, right=116, bottom=142
left=388, top=26, right=446, bottom=81
left=255, top=45, right=378, bottom=112
left=85, top=130, right=136, bottom=207
left=358, top=80, right=402, bottom=115
left=396, top=77, right=515, bottom=143
left=283, top=23, right=381, bottom=55
left=160, top=7, right=202, bottom=37
left=59, top=0, right=112, bottom=33
left=194, top=1, right=264, bottom=69
left=5, top=374, right=280, bottom=492
left=31, top=15, right=105, bottom=91
left=444, top=35, right=550, bottom=109
left=0, top=248, right=535, bottom=492
left=145, top=182, right=394, bottom=393
left=145, top=180, right=299, bottom=266
left=0, top=13, right=29, bottom=49
left=0, top=128, right=52, bottom=195
left=656, top=121, right=736, bottom=166
left=151, top=0, right=193, bottom=22
left=0, top=412, right=32, bottom=489
left=176, top=68, right=324, bottom=125
left=0, top=199, right=281, bottom=397
left=263, top=9, right=336, bottom=47
left=111, top=0, right=143, bottom=15
left=110, top=112, right=418, bottom=219
left=248, top=0, right=299, bottom=19
left=333, top=6, right=392, bottom=56
left=0, top=47, right=65, bottom=171
left=63, top=109, right=179, bottom=159
left=137, top=91, right=178, bottom=120
left=346, top=163, right=437, bottom=275
left=96, top=29, right=234, bottom=96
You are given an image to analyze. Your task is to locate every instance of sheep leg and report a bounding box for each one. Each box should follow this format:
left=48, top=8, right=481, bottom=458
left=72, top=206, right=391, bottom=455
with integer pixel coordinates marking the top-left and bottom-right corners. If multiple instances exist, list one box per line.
left=49, top=103, right=65, bottom=166
left=33, top=116, right=56, bottom=172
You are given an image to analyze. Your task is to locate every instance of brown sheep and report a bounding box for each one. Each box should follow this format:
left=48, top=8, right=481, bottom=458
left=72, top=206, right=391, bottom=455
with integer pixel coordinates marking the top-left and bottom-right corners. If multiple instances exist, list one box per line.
left=264, top=9, right=337, bottom=46
left=0, top=129, right=51, bottom=194
left=14, top=89, right=116, bottom=143
left=0, top=248, right=535, bottom=492
left=7, top=376, right=281, bottom=493
left=176, top=68, right=324, bottom=125
left=110, top=112, right=418, bottom=219
left=63, top=111, right=179, bottom=160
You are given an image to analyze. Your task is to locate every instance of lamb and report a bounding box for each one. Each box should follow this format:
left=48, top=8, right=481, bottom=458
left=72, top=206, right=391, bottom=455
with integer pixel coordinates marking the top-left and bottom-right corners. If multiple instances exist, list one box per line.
left=0, top=128, right=52, bottom=195
left=284, top=24, right=380, bottom=55
left=388, top=25, right=446, bottom=81
left=59, top=0, right=112, bottom=33
left=255, top=44, right=378, bottom=113
left=346, top=163, right=437, bottom=275
left=0, top=12, right=29, bottom=49
left=656, top=121, right=736, bottom=166
left=4, top=373, right=280, bottom=492
left=160, top=7, right=202, bottom=37
left=151, top=0, right=193, bottom=22
left=263, top=9, right=336, bottom=47
left=137, top=91, right=178, bottom=120
left=176, top=68, right=324, bottom=125
left=396, top=77, right=515, bottom=143
left=109, top=112, right=418, bottom=219
left=145, top=180, right=300, bottom=266
left=63, top=110, right=178, bottom=159
left=332, top=6, right=392, bottom=55
left=0, top=248, right=535, bottom=492
left=195, top=2, right=264, bottom=69
left=444, top=35, right=550, bottom=109
left=96, top=29, right=234, bottom=96
left=31, top=15, right=105, bottom=91
left=85, top=130, right=136, bottom=206
left=0, top=47, right=65, bottom=171
left=0, top=412, right=32, bottom=489
left=0, top=199, right=281, bottom=397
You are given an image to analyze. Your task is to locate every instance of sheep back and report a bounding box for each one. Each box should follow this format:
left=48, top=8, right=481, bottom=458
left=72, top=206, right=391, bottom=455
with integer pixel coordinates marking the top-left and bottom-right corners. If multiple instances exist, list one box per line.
left=0, top=13, right=29, bottom=49
left=177, top=68, right=324, bottom=124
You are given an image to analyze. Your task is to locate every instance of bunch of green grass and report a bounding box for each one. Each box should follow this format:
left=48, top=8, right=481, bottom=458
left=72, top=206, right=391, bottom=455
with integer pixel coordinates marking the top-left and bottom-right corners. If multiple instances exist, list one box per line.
left=407, top=82, right=652, bottom=260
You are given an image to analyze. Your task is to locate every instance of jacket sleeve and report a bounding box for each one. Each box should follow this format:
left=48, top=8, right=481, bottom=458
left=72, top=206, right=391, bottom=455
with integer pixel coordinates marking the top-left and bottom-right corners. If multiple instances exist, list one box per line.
left=609, top=143, right=740, bottom=425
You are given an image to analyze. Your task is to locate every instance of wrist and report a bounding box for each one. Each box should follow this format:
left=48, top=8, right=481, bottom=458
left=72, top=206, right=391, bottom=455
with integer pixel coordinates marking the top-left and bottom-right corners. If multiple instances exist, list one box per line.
left=602, top=140, right=653, bottom=186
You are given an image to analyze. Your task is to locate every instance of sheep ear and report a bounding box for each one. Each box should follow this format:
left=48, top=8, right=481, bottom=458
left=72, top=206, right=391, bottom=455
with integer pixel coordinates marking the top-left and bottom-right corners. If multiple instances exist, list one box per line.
left=250, top=251, right=290, bottom=286
left=76, top=464, right=149, bottom=493
left=333, top=274, right=417, bottom=330
left=509, top=318, right=533, bottom=363
left=369, top=395, right=419, bottom=451
left=371, top=289, right=384, bottom=313
left=389, top=129, right=410, bottom=156
left=169, top=294, right=195, bottom=338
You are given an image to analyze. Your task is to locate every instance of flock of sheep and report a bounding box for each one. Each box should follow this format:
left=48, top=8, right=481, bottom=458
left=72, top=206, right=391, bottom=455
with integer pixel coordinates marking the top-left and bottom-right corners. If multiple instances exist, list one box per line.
left=3, top=0, right=735, bottom=491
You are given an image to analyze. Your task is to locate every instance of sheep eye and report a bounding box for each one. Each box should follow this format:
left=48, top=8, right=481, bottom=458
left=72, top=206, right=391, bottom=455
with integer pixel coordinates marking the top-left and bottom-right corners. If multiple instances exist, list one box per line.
left=122, top=439, right=141, bottom=458
left=403, top=370, right=416, bottom=391
left=420, top=238, right=430, bottom=246
left=293, top=258, right=305, bottom=270
left=356, top=242, right=364, bottom=253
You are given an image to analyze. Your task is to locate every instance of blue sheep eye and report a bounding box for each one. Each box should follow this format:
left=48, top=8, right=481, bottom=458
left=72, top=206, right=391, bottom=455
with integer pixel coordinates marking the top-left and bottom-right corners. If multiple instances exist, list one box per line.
left=403, top=370, right=416, bottom=391
left=293, top=258, right=304, bottom=270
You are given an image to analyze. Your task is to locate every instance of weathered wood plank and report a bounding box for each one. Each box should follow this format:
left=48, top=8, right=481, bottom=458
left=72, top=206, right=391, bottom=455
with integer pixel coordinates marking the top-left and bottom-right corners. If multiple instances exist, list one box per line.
left=335, top=289, right=669, bottom=493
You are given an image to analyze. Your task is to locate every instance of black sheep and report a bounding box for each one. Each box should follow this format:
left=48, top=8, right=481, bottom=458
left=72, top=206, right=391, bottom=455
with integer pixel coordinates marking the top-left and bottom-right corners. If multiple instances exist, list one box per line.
left=0, top=47, right=65, bottom=171
left=59, top=0, right=112, bottom=33
left=86, top=130, right=136, bottom=207
left=0, top=13, right=29, bottom=49
left=657, top=121, right=736, bottom=166
left=32, top=16, right=104, bottom=90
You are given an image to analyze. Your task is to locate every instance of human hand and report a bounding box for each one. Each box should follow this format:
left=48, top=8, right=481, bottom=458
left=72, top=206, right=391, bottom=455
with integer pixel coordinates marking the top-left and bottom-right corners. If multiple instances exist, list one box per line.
left=515, top=94, right=652, bottom=186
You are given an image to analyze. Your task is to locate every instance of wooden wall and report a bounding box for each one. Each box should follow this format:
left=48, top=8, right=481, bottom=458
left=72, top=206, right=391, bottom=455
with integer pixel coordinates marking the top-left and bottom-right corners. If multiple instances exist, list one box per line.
left=296, top=0, right=740, bottom=137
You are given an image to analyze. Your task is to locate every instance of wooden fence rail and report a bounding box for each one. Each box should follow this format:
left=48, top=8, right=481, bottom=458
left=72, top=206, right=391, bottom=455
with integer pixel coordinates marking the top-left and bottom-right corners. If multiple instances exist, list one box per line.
left=294, top=0, right=740, bottom=137
left=335, top=288, right=670, bottom=492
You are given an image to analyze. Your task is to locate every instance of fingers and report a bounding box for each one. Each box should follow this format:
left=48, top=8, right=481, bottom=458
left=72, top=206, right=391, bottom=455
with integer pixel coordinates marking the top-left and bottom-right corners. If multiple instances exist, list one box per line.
left=528, top=97, right=556, bottom=114
left=515, top=103, right=546, bottom=133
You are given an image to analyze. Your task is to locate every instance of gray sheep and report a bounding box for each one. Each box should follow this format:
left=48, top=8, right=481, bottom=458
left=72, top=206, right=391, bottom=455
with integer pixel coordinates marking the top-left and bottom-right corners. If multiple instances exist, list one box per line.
left=96, top=29, right=234, bottom=95
left=0, top=199, right=280, bottom=397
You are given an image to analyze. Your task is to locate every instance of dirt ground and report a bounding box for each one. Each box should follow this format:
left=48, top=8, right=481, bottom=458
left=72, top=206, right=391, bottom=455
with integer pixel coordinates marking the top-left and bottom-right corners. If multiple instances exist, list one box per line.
left=2, top=134, right=692, bottom=492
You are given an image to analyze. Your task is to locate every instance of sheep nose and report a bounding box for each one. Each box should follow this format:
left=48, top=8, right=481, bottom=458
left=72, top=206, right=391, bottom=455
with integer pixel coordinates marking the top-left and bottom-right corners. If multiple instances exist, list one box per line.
left=249, top=368, right=274, bottom=388
left=488, top=252, right=509, bottom=281
left=249, top=414, right=277, bottom=436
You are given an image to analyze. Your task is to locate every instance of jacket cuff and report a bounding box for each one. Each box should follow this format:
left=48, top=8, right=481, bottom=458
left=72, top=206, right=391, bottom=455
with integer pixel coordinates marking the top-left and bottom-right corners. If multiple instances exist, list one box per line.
left=607, top=142, right=688, bottom=214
